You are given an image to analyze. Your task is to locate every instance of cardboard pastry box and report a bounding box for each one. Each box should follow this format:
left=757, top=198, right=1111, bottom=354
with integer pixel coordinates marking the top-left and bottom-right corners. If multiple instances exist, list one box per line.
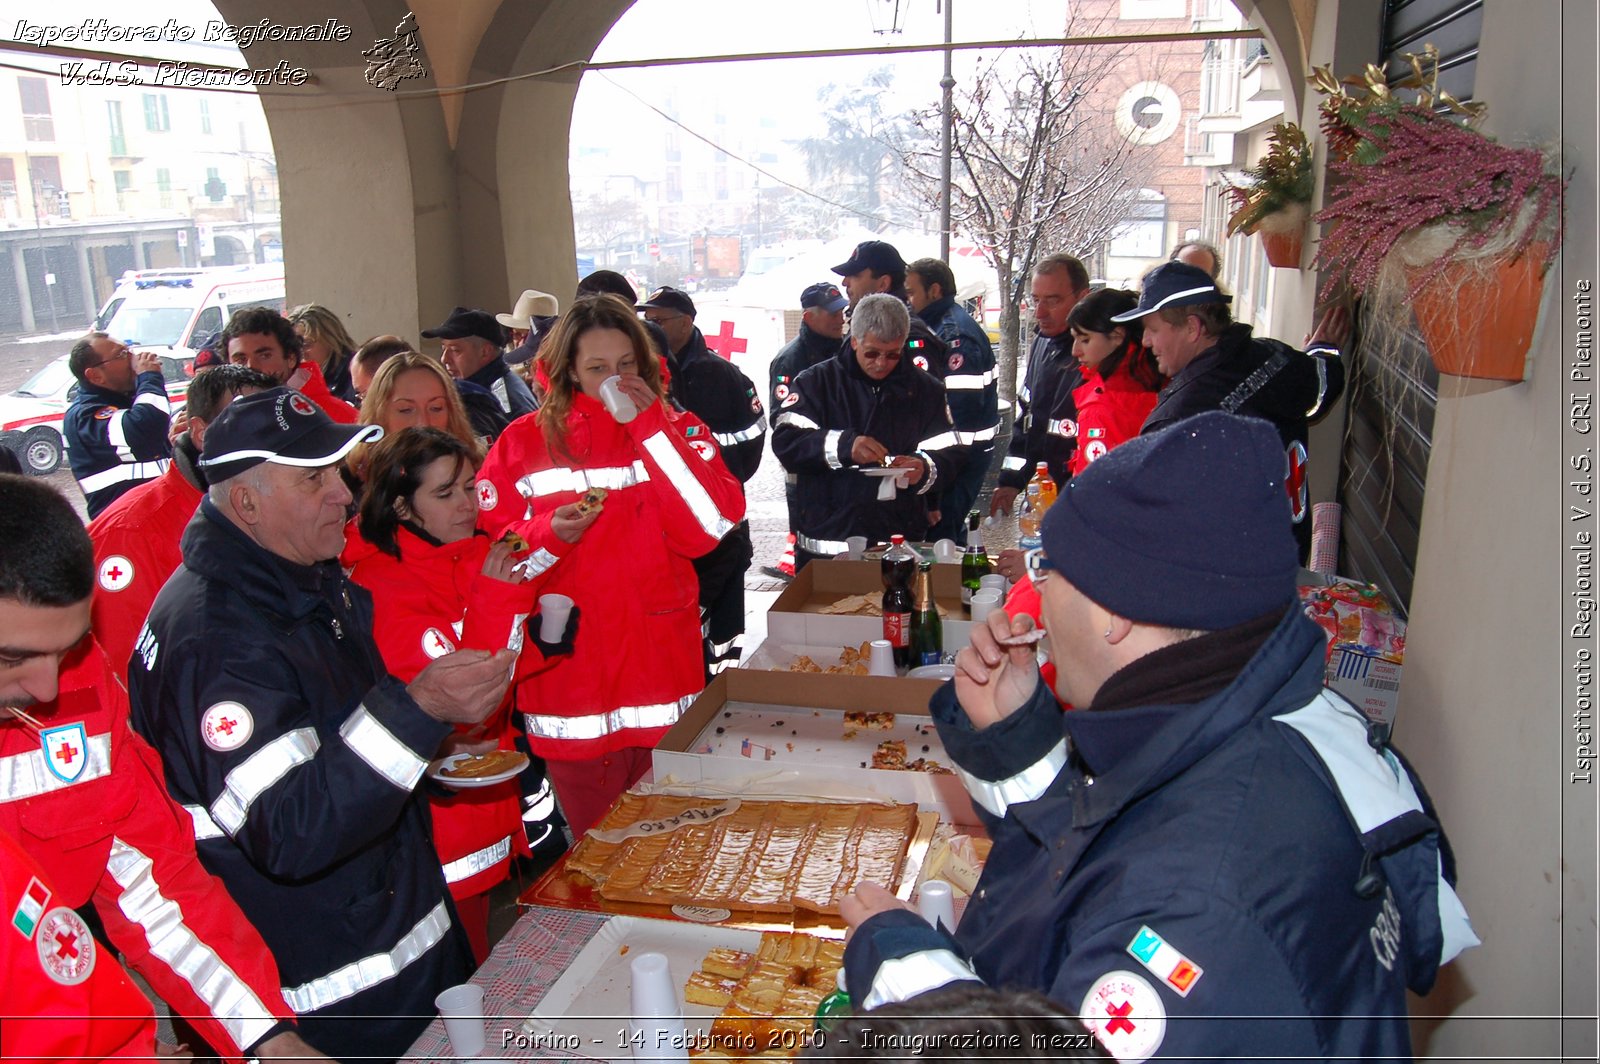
left=768, top=560, right=974, bottom=647
left=655, top=669, right=980, bottom=828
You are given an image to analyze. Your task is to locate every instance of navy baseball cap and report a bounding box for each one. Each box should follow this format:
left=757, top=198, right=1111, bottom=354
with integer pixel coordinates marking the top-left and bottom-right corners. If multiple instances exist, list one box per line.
left=801, top=282, right=847, bottom=312
left=832, top=240, right=905, bottom=277
left=200, top=387, right=381, bottom=481
left=420, top=306, right=507, bottom=345
left=1110, top=262, right=1233, bottom=323
left=637, top=286, right=697, bottom=318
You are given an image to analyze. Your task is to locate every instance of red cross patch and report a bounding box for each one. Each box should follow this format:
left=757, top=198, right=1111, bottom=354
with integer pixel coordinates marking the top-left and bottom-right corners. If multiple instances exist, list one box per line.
left=781, top=392, right=800, bottom=408
left=201, top=702, right=254, bottom=752
left=477, top=480, right=499, bottom=511
left=948, top=352, right=964, bottom=371
left=1285, top=441, right=1308, bottom=522
left=36, top=907, right=96, bottom=985
left=421, top=627, right=456, bottom=659
left=40, top=723, right=88, bottom=784
left=98, top=555, right=134, bottom=592
left=689, top=439, right=717, bottom=462
left=913, top=355, right=929, bottom=371
left=288, top=394, right=317, bottom=417
left=1081, top=970, right=1166, bottom=1063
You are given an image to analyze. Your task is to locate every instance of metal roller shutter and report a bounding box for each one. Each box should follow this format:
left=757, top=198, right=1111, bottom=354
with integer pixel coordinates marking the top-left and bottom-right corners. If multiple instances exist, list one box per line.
left=1333, top=0, right=1482, bottom=615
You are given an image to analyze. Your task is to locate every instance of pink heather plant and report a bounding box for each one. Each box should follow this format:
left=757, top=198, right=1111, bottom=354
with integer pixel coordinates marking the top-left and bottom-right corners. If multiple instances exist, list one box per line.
left=1312, top=60, right=1565, bottom=301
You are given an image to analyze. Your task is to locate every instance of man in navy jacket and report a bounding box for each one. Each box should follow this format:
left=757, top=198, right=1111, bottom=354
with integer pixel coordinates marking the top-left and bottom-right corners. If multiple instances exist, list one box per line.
left=62, top=333, right=172, bottom=517
left=843, top=412, right=1476, bottom=1062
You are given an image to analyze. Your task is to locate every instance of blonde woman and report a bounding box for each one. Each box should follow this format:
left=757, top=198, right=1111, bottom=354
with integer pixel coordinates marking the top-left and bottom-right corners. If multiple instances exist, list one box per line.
left=288, top=303, right=359, bottom=402
left=347, top=352, right=480, bottom=484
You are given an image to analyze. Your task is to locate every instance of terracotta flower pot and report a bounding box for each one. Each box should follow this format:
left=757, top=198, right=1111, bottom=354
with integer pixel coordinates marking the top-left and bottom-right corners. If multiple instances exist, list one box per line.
left=1260, top=228, right=1305, bottom=269
left=1408, top=245, right=1548, bottom=382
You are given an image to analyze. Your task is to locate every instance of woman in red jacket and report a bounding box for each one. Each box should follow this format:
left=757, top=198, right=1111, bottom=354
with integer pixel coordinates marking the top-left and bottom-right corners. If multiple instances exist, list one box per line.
left=347, top=427, right=575, bottom=962
left=475, top=295, right=746, bottom=836
left=1066, top=287, right=1164, bottom=476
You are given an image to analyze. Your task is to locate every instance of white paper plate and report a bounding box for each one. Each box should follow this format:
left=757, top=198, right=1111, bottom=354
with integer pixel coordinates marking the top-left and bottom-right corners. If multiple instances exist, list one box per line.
left=860, top=467, right=906, bottom=477
left=524, top=915, right=764, bottom=1058
left=907, top=664, right=955, bottom=681
left=426, top=752, right=529, bottom=788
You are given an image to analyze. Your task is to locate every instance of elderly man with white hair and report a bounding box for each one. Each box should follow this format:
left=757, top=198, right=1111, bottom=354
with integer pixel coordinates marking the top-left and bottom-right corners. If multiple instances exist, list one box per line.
left=772, top=293, right=960, bottom=571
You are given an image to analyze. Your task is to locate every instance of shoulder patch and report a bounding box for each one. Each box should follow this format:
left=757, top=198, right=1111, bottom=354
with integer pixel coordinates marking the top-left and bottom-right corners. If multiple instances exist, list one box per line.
left=1081, top=969, right=1166, bottom=1063
left=476, top=480, right=499, bottom=511
left=774, top=383, right=790, bottom=401
left=781, top=392, right=800, bottom=408
left=1126, top=925, right=1203, bottom=997
left=97, top=555, right=134, bottom=592
left=36, top=907, right=96, bottom=985
left=201, top=702, right=254, bottom=752
left=913, top=355, right=930, bottom=372
left=948, top=352, right=964, bottom=371
left=11, top=877, right=50, bottom=939
left=689, top=439, right=717, bottom=462
left=421, top=627, right=456, bottom=659
left=94, top=407, right=116, bottom=420
left=40, top=723, right=88, bottom=784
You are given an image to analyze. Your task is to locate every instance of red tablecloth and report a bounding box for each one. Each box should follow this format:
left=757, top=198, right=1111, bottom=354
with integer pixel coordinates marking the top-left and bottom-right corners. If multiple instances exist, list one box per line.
left=401, top=906, right=610, bottom=1063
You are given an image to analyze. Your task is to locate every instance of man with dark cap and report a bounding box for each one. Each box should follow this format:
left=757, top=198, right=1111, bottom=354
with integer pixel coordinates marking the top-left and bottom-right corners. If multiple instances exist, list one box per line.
left=638, top=286, right=765, bottom=675
left=422, top=306, right=537, bottom=422
left=766, top=281, right=848, bottom=576
left=128, top=388, right=515, bottom=1060
left=840, top=411, right=1476, bottom=1063
left=1115, top=260, right=1347, bottom=559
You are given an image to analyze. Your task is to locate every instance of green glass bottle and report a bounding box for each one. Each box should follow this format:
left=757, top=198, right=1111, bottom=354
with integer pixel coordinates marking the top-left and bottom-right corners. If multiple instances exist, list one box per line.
left=814, top=969, right=852, bottom=1032
left=911, top=560, right=943, bottom=667
left=960, top=510, right=990, bottom=615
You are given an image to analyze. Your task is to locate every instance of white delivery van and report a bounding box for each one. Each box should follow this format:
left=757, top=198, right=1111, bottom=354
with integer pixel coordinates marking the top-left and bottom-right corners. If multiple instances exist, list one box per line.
left=93, top=264, right=286, bottom=359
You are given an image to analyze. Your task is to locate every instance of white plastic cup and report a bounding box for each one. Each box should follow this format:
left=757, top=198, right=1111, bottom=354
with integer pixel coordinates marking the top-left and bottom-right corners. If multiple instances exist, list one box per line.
left=933, top=538, right=958, bottom=563
left=845, top=535, right=869, bottom=560
left=980, top=574, right=1008, bottom=594
left=599, top=374, right=639, bottom=423
left=969, top=589, right=1001, bottom=626
left=434, top=983, right=486, bottom=1058
left=918, top=879, right=957, bottom=933
left=538, top=593, right=574, bottom=643
left=628, top=952, right=688, bottom=1062
left=868, top=639, right=896, bottom=677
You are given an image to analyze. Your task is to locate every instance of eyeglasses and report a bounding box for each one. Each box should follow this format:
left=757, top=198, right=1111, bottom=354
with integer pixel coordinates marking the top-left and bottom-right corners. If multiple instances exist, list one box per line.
left=90, top=347, right=132, bottom=368
left=859, top=348, right=903, bottom=363
left=642, top=312, right=685, bottom=324
left=1023, top=547, right=1057, bottom=585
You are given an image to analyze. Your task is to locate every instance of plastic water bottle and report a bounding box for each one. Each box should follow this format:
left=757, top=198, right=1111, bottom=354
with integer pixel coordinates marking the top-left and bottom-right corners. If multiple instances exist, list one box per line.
left=1018, top=483, right=1044, bottom=553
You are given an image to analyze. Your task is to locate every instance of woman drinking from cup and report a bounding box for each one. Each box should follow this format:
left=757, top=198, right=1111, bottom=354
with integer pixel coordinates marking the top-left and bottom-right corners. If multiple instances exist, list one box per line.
left=475, top=295, right=745, bottom=836
left=346, top=427, right=579, bottom=961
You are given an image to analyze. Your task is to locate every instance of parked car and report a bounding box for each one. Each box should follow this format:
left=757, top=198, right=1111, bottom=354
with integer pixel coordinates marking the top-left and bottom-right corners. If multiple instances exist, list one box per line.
left=0, top=353, right=197, bottom=476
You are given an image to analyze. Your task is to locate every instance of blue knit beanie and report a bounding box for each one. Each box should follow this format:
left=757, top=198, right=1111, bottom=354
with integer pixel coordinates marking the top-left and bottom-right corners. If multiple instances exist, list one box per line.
left=1041, top=411, right=1298, bottom=629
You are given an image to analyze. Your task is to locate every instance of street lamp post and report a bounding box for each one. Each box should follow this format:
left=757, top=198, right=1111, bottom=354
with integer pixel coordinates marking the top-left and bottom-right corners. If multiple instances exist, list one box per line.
left=939, top=0, right=954, bottom=261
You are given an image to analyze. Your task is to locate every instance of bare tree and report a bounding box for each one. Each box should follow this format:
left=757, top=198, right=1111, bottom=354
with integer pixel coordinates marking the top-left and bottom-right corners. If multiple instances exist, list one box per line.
left=573, top=192, right=645, bottom=261
left=794, top=67, right=930, bottom=227
left=901, top=44, right=1155, bottom=400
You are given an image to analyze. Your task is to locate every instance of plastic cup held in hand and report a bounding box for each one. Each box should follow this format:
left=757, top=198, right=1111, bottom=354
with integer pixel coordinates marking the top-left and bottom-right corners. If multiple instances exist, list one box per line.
left=628, top=952, right=688, bottom=1062
left=599, top=374, right=639, bottom=424
left=434, top=983, right=486, bottom=1058
left=845, top=535, right=868, bottom=560
left=918, top=879, right=957, bottom=933
left=538, top=593, right=574, bottom=643
left=868, top=639, right=896, bottom=677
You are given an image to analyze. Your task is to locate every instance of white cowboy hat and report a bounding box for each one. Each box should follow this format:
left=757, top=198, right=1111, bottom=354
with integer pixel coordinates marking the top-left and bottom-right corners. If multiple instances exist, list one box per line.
left=496, top=289, right=560, bottom=331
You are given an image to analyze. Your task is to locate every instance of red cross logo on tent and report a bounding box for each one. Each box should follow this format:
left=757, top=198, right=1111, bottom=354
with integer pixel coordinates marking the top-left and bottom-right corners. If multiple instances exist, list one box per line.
left=704, top=321, right=747, bottom=360
left=1285, top=441, right=1309, bottom=522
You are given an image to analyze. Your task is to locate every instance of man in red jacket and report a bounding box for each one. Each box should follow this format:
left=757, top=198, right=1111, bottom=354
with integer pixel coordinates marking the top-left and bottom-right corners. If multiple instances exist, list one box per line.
left=89, top=364, right=276, bottom=683
left=225, top=306, right=357, bottom=424
left=0, top=474, right=327, bottom=1063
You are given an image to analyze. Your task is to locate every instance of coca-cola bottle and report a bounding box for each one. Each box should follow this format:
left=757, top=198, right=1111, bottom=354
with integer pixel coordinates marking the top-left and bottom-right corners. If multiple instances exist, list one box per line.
left=881, top=534, right=917, bottom=670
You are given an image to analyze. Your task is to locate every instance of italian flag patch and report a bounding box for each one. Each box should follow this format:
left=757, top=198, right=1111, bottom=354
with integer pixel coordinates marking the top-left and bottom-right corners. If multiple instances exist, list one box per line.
left=12, top=878, right=50, bottom=939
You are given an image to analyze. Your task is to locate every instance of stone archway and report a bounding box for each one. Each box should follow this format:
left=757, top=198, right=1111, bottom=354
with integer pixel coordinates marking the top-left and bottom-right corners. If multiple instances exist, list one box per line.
left=208, top=0, right=631, bottom=344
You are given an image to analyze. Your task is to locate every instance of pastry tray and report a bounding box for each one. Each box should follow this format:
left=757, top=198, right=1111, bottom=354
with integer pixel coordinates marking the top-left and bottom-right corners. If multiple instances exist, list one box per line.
left=519, top=805, right=938, bottom=935
left=521, top=915, right=765, bottom=1057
